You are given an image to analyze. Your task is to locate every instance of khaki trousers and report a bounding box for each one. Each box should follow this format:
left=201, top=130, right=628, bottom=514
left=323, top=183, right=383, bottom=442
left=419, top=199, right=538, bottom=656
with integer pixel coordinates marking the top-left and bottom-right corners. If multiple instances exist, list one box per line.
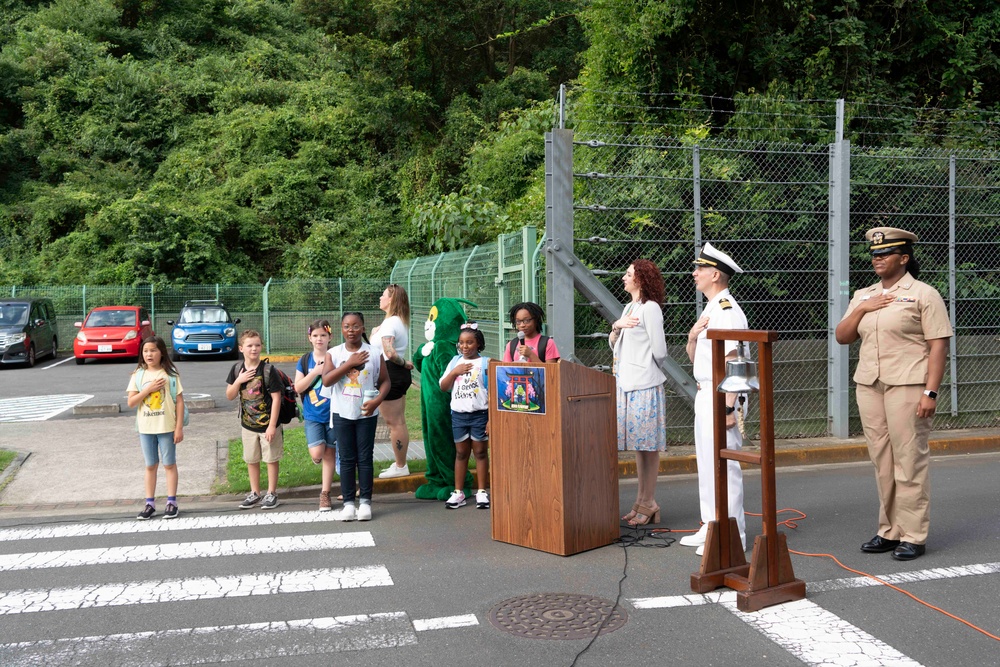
left=856, top=381, right=931, bottom=544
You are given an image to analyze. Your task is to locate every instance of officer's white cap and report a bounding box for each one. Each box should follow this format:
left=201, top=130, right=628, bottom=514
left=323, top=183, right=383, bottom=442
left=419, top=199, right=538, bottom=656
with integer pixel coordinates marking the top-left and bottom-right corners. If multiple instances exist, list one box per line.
left=693, top=242, right=743, bottom=276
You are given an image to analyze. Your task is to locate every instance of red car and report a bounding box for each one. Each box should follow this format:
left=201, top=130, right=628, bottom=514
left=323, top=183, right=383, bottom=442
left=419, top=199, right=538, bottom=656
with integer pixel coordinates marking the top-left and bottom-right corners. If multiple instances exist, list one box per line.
left=73, top=306, right=154, bottom=364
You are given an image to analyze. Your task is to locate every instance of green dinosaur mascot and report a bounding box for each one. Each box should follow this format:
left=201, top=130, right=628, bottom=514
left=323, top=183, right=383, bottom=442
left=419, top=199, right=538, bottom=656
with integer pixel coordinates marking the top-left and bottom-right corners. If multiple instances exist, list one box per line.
left=414, top=298, right=477, bottom=500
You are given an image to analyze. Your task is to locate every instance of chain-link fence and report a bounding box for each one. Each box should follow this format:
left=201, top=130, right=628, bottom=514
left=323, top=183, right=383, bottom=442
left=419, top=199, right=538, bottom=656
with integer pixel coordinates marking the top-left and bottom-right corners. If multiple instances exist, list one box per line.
left=2, top=280, right=386, bottom=356
left=554, top=131, right=1000, bottom=441
left=389, top=228, right=544, bottom=367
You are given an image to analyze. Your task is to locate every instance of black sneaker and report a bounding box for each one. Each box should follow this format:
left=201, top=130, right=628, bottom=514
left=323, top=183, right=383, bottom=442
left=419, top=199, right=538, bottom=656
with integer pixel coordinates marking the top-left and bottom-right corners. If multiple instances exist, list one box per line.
left=164, top=503, right=179, bottom=519
left=136, top=504, right=156, bottom=520
left=261, top=492, right=279, bottom=510
left=239, top=491, right=263, bottom=509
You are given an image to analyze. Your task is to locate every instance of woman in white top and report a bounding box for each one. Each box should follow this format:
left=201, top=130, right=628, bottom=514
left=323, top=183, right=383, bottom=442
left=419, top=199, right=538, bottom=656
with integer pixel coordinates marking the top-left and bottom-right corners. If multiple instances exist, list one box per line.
left=371, top=284, right=414, bottom=478
left=609, top=259, right=669, bottom=526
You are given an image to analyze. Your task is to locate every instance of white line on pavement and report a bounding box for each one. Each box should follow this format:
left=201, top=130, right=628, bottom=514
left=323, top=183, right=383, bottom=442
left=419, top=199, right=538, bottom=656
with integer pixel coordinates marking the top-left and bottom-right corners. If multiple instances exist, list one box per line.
left=0, top=394, right=93, bottom=422
left=412, top=614, right=479, bottom=631
left=0, top=511, right=345, bottom=542
left=0, top=566, right=393, bottom=615
left=41, top=356, right=75, bottom=369
left=0, top=533, right=374, bottom=571
left=0, top=612, right=418, bottom=665
left=722, top=597, right=923, bottom=667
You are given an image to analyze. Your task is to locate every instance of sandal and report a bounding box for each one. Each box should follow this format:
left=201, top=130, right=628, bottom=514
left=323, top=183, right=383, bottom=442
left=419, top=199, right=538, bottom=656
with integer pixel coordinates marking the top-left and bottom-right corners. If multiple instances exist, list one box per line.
left=628, top=504, right=661, bottom=526
left=621, top=503, right=639, bottom=523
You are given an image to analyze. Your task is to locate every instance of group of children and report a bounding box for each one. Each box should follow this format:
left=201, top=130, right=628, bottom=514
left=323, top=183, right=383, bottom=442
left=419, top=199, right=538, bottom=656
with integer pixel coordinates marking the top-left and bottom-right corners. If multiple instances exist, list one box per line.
left=126, top=302, right=560, bottom=521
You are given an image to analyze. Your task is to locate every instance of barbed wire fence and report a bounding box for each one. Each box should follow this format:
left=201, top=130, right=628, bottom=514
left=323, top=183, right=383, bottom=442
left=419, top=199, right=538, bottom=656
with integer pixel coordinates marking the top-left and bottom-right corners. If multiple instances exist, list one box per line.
left=547, top=86, right=1000, bottom=442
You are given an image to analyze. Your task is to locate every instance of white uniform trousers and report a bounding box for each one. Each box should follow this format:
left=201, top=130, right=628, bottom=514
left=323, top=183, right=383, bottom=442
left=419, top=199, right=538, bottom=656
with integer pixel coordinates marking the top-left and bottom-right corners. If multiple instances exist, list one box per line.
left=694, top=388, right=746, bottom=543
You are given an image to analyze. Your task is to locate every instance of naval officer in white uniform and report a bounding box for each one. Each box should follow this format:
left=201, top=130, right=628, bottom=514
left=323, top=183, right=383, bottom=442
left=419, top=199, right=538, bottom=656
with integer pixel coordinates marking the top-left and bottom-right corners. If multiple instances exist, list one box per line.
left=681, top=242, right=748, bottom=556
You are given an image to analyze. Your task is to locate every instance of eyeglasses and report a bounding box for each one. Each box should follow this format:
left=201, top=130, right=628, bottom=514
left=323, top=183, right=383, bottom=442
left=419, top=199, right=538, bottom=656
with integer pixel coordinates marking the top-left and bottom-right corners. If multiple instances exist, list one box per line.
left=342, top=324, right=364, bottom=331
left=515, top=318, right=534, bottom=325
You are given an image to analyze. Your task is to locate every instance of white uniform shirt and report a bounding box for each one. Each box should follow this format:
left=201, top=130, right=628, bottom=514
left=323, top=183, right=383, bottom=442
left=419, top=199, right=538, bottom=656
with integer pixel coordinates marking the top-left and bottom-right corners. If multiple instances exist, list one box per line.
left=442, top=355, right=490, bottom=412
left=693, top=289, right=748, bottom=383
left=320, top=342, right=382, bottom=420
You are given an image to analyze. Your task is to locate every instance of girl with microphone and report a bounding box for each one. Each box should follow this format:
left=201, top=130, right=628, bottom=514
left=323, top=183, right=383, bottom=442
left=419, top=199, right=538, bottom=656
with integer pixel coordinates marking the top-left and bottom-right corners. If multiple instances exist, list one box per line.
left=503, top=302, right=560, bottom=363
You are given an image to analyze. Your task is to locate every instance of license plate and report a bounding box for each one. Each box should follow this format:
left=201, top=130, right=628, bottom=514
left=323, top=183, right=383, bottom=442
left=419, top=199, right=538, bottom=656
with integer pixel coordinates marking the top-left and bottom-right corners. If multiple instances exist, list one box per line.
left=198, top=343, right=213, bottom=351
left=98, top=344, right=113, bottom=353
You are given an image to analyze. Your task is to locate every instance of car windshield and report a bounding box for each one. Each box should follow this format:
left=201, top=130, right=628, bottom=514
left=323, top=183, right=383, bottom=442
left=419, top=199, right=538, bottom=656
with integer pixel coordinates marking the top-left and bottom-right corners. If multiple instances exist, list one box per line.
left=87, top=310, right=136, bottom=327
left=180, top=307, right=228, bottom=324
left=0, top=304, right=29, bottom=326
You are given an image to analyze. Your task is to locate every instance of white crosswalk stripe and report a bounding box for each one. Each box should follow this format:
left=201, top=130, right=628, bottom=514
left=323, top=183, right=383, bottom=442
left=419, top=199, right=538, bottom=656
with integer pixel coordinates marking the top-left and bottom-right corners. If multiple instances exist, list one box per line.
left=0, top=509, right=480, bottom=665
left=0, top=394, right=93, bottom=422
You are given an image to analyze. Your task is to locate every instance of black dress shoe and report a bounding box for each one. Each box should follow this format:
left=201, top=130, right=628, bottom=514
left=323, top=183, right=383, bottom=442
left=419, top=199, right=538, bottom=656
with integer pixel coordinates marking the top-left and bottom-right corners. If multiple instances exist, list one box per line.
left=861, top=535, right=901, bottom=553
left=891, top=542, right=926, bottom=561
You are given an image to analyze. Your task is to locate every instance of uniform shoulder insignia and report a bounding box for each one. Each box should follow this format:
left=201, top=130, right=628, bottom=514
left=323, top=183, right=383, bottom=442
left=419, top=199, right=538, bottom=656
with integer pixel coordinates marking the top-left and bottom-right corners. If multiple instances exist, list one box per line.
left=719, top=298, right=732, bottom=310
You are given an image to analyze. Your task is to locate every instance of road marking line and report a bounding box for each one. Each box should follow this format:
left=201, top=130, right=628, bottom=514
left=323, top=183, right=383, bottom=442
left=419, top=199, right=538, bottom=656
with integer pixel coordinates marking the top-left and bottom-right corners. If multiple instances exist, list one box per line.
left=0, top=533, right=374, bottom=571
left=0, top=612, right=417, bottom=665
left=41, top=356, right=75, bottom=369
left=630, top=560, right=1000, bottom=609
left=412, top=614, right=479, bottom=631
left=0, top=394, right=92, bottom=422
left=0, top=566, right=393, bottom=615
left=722, top=598, right=923, bottom=666
left=0, top=511, right=347, bottom=542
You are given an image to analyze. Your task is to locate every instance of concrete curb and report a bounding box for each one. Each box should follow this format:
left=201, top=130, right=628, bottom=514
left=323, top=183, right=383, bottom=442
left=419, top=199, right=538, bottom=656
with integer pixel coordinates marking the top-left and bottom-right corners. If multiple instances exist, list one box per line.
left=0, top=451, right=30, bottom=492
left=1, top=432, right=997, bottom=515
left=72, top=404, right=121, bottom=416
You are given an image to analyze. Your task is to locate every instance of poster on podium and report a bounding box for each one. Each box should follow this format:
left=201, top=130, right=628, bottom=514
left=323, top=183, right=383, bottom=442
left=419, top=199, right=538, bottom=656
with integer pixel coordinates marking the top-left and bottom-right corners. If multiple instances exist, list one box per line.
left=495, top=365, right=547, bottom=415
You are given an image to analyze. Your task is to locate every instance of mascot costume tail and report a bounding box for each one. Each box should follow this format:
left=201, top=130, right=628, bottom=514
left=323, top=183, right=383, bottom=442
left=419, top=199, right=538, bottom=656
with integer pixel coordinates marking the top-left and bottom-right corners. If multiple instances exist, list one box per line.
left=414, top=298, right=477, bottom=500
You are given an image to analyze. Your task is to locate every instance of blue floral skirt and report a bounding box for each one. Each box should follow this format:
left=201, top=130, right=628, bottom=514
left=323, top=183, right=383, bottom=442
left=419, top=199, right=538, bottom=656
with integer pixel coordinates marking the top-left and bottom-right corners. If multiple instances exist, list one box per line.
left=616, top=383, right=667, bottom=452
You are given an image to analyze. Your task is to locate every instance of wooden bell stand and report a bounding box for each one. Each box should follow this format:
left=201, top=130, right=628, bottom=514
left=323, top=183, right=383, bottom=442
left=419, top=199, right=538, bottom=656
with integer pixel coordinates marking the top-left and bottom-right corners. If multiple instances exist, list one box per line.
left=689, top=330, right=806, bottom=612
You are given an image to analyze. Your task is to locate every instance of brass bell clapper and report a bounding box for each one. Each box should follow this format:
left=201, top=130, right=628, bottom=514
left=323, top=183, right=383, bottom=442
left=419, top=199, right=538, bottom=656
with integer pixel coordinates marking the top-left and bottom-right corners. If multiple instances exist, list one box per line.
left=690, top=329, right=806, bottom=612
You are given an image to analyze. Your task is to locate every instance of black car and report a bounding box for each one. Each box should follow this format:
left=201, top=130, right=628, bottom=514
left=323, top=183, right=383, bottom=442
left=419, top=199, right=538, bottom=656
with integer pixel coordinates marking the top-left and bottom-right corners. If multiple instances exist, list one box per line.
left=0, top=298, right=59, bottom=367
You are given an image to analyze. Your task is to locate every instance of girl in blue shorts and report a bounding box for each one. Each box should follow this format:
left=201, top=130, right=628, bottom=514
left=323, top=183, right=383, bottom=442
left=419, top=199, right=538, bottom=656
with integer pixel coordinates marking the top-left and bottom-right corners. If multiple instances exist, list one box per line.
left=126, top=336, right=184, bottom=520
left=294, top=319, right=339, bottom=512
left=439, top=322, right=491, bottom=510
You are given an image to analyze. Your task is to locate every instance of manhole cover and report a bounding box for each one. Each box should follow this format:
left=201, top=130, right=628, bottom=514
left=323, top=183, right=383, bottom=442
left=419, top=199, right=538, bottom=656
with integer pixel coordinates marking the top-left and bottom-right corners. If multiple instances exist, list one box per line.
left=488, top=593, right=627, bottom=640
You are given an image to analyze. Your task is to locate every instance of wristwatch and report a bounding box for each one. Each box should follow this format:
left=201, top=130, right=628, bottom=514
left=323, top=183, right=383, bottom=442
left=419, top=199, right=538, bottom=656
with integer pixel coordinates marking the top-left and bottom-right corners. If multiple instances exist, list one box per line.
left=725, top=406, right=736, bottom=415
left=923, top=389, right=938, bottom=399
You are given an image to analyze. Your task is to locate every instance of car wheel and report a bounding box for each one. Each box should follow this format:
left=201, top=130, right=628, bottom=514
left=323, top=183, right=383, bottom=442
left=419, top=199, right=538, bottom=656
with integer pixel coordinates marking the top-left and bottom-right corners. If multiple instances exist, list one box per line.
left=75, top=357, right=85, bottom=365
left=50, top=338, right=58, bottom=360
left=170, top=348, right=180, bottom=362
left=25, top=344, right=36, bottom=368
left=230, top=348, right=240, bottom=361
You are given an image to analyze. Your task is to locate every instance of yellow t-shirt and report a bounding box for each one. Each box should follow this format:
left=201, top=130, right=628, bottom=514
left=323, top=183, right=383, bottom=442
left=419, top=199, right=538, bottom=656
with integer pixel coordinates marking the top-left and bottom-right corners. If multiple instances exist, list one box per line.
left=128, top=368, right=183, bottom=434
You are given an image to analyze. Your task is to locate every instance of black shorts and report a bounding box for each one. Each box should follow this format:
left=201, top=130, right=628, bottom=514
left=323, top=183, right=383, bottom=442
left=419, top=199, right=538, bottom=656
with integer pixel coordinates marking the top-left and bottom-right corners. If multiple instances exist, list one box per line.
left=385, top=362, right=412, bottom=401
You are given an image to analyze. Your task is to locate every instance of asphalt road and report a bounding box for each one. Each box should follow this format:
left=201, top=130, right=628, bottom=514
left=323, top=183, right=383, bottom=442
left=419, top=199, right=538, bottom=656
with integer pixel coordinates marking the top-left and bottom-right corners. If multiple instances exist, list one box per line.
left=0, top=354, right=300, bottom=415
left=0, top=453, right=998, bottom=666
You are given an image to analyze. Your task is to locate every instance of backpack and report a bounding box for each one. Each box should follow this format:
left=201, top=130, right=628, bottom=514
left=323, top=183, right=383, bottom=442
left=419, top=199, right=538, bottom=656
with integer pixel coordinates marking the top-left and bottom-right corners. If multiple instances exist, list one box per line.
left=297, top=352, right=319, bottom=398
left=508, top=334, right=549, bottom=362
left=134, top=369, right=189, bottom=427
left=231, top=360, right=301, bottom=426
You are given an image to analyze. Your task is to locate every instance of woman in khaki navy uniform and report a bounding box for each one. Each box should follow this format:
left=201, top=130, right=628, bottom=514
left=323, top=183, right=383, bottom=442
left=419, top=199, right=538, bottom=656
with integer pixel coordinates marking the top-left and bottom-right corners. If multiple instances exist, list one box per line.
left=835, top=227, right=952, bottom=561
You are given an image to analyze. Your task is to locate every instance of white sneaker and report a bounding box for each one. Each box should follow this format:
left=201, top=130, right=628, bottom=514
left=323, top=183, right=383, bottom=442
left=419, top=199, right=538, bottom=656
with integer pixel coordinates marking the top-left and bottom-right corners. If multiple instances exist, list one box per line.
left=357, top=503, right=372, bottom=521
left=475, top=490, right=490, bottom=509
left=680, top=525, right=708, bottom=547
left=335, top=503, right=357, bottom=521
left=445, top=490, right=466, bottom=509
left=378, top=462, right=410, bottom=479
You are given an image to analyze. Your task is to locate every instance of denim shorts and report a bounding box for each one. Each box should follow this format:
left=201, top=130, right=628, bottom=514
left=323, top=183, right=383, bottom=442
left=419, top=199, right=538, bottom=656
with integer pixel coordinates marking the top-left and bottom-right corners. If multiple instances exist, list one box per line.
left=452, top=410, right=488, bottom=442
left=139, top=432, right=176, bottom=467
left=304, top=419, right=336, bottom=450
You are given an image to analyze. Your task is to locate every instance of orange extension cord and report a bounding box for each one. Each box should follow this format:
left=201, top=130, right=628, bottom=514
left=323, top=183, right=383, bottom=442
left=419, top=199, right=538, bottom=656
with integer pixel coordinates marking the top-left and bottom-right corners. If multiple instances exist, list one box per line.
left=665, top=509, right=1000, bottom=642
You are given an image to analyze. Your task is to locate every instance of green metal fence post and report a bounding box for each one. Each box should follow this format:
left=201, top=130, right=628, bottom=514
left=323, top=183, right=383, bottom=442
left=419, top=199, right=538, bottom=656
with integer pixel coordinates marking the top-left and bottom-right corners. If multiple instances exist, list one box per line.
left=430, top=252, right=445, bottom=303
left=150, top=284, right=155, bottom=326
left=530, top=233, right=546, bottom=305
left=338, top=277, right=343, bottom=323
left=82, top=285, right=87, bottom=317
left=263, top=278, right=272, bottom=354
left=462, top=246, right=480, bottom=300
left=406, top=260, right=418, bottom=353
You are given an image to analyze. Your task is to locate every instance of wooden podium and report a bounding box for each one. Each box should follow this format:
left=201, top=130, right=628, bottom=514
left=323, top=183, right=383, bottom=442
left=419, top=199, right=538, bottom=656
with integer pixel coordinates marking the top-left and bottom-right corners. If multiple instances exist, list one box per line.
left=489, top=360, right=619, bottom=556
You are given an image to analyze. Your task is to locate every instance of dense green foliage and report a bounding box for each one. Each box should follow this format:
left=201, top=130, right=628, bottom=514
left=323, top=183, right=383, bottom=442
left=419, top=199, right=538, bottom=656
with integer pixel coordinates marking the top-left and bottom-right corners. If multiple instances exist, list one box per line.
left=0, top=0, right=582, bottom=283
left=2, top=0, right=999, bottom=285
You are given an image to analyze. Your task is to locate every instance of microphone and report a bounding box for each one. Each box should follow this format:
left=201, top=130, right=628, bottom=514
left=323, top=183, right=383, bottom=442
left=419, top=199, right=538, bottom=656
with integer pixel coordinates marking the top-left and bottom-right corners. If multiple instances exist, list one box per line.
left=517, top=331, right=526, bottom=361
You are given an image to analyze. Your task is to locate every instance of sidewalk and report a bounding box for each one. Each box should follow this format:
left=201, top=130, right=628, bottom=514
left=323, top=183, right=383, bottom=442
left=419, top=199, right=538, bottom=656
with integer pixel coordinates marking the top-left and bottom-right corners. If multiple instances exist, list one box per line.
left=1, top=411, right=998, bottom=516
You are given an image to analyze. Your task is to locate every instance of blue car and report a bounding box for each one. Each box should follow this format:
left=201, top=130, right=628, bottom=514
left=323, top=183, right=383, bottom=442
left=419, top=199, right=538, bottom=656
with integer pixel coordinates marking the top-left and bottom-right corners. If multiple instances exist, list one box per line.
left=168, top=301, right=241, bottom=361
